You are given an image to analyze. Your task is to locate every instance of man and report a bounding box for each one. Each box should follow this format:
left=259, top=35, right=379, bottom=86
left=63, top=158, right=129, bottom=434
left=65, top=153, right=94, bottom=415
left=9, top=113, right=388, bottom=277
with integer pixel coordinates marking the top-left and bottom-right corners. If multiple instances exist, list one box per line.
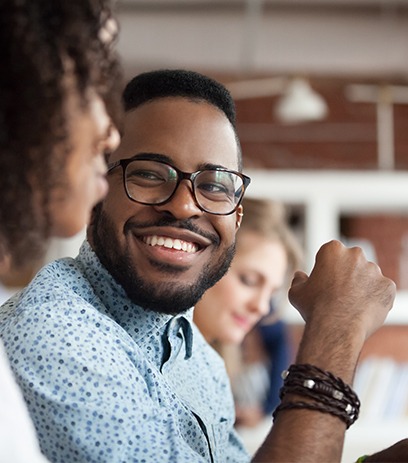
left=0, top=69, right=401, bottom=462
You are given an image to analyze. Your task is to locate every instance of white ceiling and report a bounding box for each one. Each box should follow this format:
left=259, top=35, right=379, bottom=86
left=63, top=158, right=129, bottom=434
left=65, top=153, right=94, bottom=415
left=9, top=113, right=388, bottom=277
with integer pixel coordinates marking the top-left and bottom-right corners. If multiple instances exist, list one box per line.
left=116, top=0, right=408, bottom=80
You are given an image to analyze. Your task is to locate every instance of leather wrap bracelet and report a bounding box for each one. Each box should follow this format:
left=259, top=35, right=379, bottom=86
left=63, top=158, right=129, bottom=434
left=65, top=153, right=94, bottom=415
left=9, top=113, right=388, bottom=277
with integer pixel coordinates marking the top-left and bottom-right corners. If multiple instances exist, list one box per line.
left=273, top=364, right=360, bottom=428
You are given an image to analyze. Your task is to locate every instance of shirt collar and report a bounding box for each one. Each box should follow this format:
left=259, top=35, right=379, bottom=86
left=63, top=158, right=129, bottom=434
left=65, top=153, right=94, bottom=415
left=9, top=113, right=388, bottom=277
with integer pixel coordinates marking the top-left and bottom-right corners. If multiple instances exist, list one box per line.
left=76, top=240, right=194, bottom=361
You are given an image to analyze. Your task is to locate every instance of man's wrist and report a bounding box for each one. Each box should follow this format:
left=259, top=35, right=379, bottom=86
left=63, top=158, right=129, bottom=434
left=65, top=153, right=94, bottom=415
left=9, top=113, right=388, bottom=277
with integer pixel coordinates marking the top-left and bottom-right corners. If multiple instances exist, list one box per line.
left=274, top=364, right=361, bottom=428
left=296, top=322, right=365, bottom=382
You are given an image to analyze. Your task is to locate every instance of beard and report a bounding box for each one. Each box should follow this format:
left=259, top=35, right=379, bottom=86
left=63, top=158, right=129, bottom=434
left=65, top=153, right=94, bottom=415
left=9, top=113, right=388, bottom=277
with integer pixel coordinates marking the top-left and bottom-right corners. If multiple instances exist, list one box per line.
left=90, top=204, right=236, bottom=315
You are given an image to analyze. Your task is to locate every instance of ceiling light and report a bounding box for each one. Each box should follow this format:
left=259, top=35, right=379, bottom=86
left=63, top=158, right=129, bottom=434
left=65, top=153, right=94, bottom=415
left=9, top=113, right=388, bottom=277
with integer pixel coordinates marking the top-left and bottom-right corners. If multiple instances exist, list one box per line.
left=274, top=77, right=328, bottom=124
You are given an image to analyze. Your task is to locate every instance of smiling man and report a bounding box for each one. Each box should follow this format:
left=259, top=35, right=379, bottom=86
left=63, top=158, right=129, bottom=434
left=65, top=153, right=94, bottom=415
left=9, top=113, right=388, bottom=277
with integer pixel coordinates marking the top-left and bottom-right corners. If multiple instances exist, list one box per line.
left=0, top=70, right=399, bottom=463
left=0, top=69, right=251, bottom=462
left=89, top=83, right=246, bottom=315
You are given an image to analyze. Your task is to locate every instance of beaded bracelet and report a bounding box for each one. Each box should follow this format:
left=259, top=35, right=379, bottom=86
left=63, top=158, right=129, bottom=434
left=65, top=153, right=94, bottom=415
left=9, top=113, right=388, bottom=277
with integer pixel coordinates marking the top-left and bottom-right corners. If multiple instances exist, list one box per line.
left=273, top=364, right=360, bottom=428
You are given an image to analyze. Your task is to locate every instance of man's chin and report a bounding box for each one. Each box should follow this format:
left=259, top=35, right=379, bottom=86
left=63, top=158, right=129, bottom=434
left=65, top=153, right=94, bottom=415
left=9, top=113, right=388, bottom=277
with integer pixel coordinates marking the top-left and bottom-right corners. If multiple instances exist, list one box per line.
left=147, top=259, right=193, bottom=275
left=111, top=250, right=235, bottom=314
left=124, top=279, right=202, bottom=315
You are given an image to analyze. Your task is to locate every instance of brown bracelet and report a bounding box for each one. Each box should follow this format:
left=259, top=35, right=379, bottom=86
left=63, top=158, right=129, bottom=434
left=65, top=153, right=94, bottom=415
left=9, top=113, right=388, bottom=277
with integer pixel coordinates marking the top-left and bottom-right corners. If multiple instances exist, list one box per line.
left=273, top=400, right=356, bottom=427
left=273, top=364, right=360, bottom=428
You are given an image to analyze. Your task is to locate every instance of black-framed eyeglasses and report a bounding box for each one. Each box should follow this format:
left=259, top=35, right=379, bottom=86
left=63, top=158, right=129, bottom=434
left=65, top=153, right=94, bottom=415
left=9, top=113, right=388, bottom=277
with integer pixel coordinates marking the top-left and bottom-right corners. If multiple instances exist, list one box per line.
left=107, top=158, right=251, bottom=216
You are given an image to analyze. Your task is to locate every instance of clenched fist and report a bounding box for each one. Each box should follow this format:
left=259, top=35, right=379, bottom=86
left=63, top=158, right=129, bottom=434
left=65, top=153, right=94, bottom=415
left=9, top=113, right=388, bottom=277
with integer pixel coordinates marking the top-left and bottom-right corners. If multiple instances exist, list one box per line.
left=289, top=240, right=396, bottom=343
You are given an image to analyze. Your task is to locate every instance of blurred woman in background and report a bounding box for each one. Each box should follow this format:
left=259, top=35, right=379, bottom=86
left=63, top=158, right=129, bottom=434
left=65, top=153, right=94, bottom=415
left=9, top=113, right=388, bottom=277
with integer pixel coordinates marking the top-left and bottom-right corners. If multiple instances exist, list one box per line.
left=194, top=197, right=303, bottom=430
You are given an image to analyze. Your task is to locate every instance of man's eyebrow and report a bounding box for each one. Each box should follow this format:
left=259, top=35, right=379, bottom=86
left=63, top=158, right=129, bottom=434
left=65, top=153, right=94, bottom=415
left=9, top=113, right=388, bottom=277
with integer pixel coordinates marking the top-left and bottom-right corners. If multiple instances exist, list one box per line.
left=125, top=153, right=234, bottom=171
left=127, top=152, right=172, bottom=163
left=199, top=162, right=233, bottom=171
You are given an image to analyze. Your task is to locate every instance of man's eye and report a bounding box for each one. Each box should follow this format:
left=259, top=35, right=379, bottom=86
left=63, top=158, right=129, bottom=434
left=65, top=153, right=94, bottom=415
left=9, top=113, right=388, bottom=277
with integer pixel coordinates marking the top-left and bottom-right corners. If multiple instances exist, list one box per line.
left=127, top=170, right=167, bottom=184
left=198, top=182, right=228, bottom=194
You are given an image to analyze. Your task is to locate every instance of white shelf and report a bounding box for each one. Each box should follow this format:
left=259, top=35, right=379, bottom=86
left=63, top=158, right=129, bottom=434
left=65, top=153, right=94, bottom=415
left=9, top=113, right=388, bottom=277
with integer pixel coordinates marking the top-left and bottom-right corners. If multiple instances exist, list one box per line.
left=246, top=169, right=408, bottom=272
left=281, top=289, right=408, bottom=325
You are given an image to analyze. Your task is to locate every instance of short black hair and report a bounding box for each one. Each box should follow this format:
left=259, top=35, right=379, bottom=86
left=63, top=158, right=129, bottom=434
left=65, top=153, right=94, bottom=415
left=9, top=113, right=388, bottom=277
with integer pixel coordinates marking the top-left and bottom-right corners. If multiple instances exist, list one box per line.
left=0, top=0, right=123, bottom=267
left=123, top=69, right=236, bottom=127
left=123, top=70, right=242, bottom=169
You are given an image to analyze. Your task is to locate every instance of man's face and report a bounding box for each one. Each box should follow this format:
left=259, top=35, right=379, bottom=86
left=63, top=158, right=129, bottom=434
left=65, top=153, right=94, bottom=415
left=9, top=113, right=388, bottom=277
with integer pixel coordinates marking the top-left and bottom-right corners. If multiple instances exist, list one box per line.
left=89, top=97, right=243, bottom=314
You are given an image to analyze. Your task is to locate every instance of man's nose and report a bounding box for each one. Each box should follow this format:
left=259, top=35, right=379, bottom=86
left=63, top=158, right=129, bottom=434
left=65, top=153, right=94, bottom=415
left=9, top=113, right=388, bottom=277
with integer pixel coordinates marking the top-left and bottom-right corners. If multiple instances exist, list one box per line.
left=154, top=180, right=203, bottom=219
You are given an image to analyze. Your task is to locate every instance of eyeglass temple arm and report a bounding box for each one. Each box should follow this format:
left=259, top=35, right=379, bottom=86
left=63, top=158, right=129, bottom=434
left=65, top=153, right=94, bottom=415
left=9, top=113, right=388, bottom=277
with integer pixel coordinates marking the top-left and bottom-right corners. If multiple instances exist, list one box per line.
left=107, top=160, right=121, bottom=173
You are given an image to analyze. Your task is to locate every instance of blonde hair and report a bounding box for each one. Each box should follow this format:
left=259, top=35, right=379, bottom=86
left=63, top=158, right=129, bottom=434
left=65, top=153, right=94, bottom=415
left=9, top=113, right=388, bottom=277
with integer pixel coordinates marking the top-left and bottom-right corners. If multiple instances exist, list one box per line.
left=239, top=197, right=303, bottom=277
left=214, top=198, right=303, bottom=371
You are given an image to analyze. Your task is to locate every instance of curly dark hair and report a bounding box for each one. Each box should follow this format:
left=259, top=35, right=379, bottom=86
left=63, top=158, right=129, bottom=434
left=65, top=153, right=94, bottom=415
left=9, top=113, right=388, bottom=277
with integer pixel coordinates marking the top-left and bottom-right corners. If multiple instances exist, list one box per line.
left=0, top=0, right=123, bottom=268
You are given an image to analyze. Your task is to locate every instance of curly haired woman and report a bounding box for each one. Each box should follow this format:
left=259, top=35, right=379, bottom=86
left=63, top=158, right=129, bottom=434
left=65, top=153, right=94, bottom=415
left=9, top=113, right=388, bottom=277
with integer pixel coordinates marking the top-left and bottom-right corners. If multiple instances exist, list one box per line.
left=0, top=1, right=122, bottom=461
left=0, top=0, right=123, bottom=269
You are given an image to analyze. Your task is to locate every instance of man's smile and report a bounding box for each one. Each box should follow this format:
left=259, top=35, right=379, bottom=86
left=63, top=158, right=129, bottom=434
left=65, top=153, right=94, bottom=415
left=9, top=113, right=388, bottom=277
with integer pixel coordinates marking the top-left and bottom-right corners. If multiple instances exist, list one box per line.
left=142, top=235, right=199, bottom=253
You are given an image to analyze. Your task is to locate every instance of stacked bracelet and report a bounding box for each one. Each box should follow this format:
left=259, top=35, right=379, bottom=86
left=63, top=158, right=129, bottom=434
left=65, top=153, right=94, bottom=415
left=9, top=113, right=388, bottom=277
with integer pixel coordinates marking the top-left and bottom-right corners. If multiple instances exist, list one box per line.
left=273, top=364, right=360, bottom=428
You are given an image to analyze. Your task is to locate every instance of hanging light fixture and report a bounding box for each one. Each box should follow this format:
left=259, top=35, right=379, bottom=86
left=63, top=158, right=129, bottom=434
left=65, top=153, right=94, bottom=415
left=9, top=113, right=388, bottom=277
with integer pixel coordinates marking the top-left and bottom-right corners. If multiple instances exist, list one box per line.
left=274, top=77, right=329, bottom=124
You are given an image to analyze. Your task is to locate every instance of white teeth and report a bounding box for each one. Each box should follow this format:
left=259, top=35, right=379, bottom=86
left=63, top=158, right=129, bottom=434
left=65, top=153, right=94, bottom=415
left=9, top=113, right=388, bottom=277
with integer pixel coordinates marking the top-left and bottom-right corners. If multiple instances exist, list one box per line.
left=164, top=238, right=173, bottom=248
left=173, top=239, right=182, bottom=250
left=142, top=235, right=198, bottom=253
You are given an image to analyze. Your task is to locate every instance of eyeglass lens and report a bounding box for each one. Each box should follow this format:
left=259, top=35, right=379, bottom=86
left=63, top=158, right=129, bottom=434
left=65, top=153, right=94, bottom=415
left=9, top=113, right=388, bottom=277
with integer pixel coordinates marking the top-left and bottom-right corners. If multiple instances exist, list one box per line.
left=124, top=159, right=245, bottom=214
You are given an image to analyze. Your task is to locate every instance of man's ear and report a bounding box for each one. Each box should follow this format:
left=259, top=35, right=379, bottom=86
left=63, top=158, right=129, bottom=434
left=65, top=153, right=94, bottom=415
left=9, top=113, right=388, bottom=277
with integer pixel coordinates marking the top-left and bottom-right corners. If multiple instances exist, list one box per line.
left=86, top=202, right=102, bottom=246
left=235, top=205, right=244, bottom=231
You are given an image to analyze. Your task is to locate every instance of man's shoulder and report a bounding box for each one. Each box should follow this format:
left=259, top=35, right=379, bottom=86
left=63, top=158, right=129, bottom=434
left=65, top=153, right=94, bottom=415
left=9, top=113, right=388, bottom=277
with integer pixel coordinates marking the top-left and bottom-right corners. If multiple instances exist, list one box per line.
left=0, top=256, right=94, bottom=323
left=17, top=257, right=86, bottom=302
left=0, top=256, right=113, bottom=353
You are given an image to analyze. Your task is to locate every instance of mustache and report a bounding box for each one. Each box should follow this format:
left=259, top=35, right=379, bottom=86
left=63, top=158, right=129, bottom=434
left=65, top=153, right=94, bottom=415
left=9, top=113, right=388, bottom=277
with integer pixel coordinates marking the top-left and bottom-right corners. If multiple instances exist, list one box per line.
left=124, top=217, right=220, bottom=245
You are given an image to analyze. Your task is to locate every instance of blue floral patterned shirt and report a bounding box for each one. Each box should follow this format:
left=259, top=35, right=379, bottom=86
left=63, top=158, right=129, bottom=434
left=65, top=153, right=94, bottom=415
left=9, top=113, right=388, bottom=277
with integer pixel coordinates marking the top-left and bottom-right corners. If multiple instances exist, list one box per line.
left=0, top=241, right=249, bottom=463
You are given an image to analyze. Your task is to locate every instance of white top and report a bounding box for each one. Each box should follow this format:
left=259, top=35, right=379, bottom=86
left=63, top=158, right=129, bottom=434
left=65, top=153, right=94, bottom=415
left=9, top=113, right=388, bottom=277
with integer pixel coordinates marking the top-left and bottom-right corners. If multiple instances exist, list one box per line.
left=0, top=340, right=49, bottom=462
left=0, top=284, right=17, bottom=306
